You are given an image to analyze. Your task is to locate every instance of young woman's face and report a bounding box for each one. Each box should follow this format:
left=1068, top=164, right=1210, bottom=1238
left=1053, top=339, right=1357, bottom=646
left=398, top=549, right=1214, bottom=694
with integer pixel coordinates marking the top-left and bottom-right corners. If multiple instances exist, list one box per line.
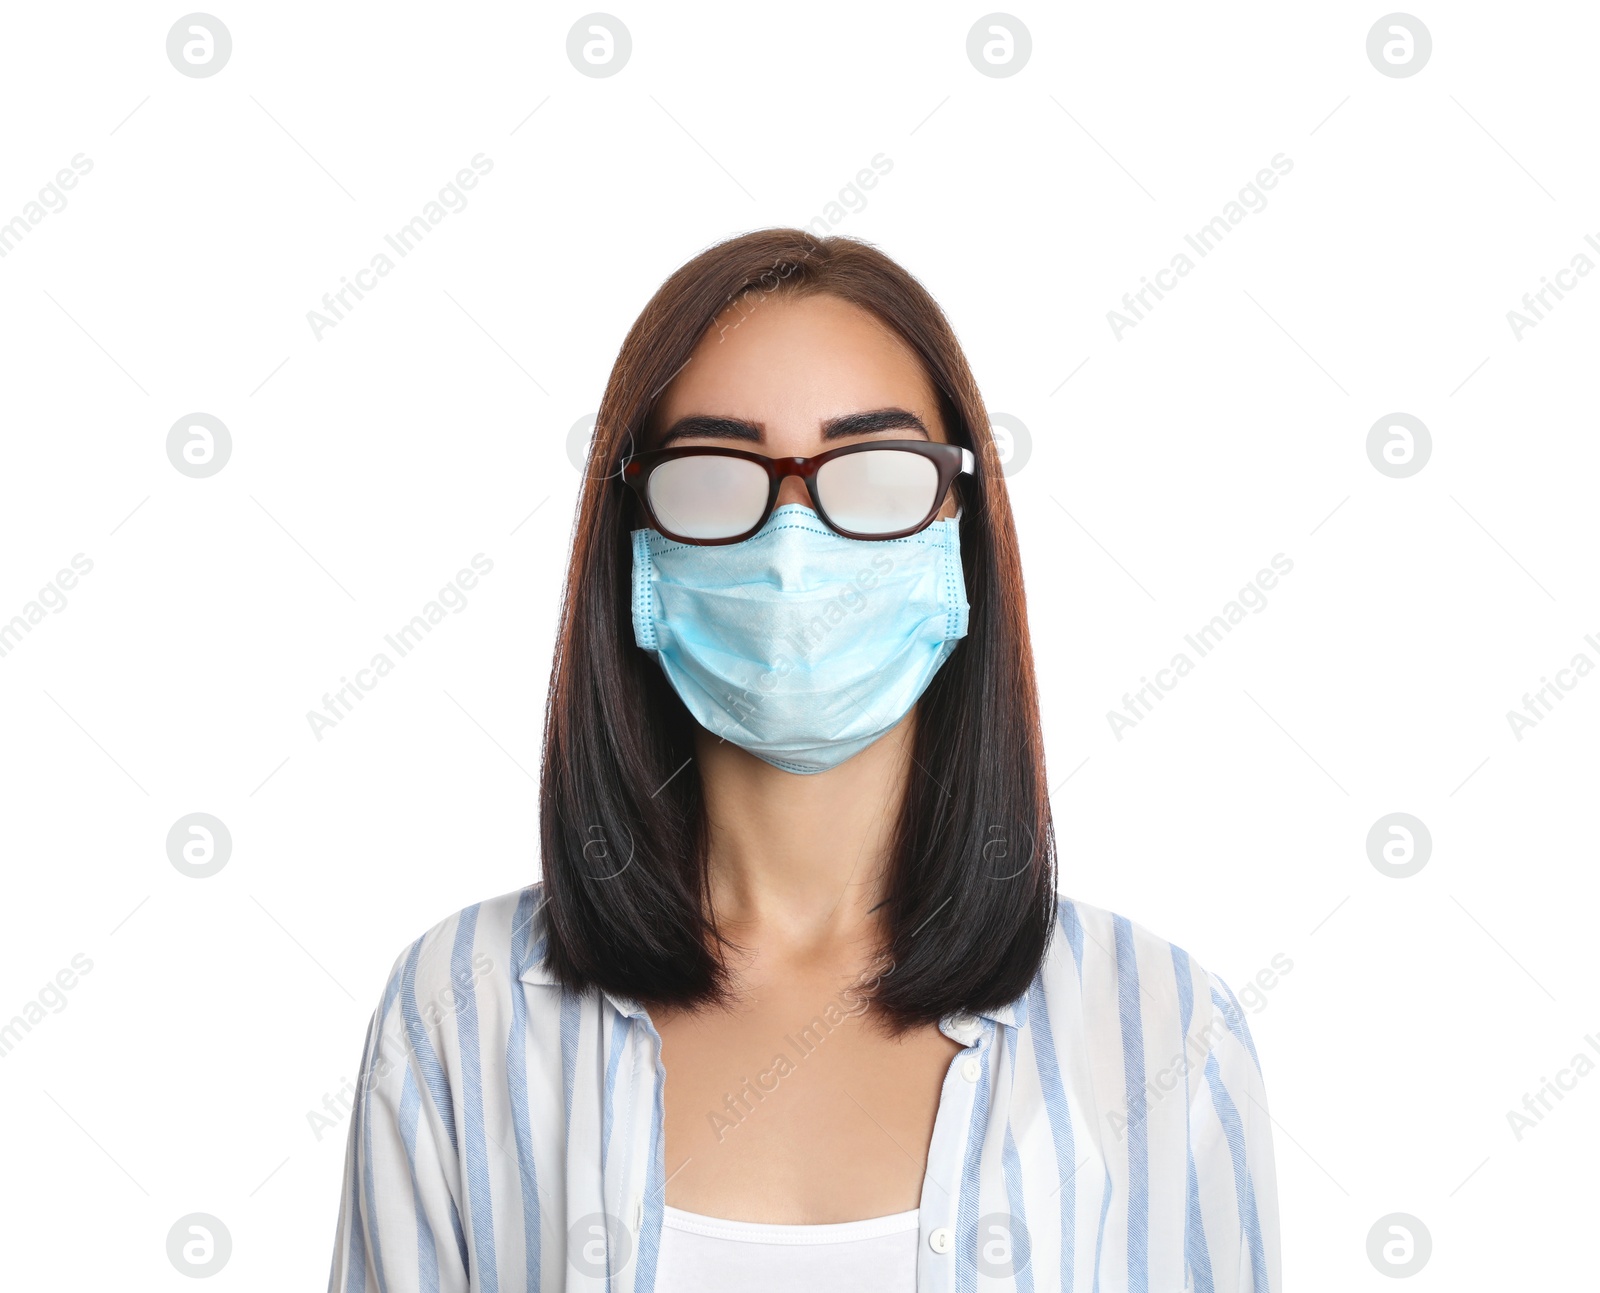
left=647, top=291, right=960, bottom=522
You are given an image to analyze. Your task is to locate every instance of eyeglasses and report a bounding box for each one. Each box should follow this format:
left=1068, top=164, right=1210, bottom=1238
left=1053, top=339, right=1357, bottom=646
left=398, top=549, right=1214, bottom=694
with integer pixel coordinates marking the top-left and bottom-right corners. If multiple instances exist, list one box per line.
left=621, top=439, right=976, bottom=545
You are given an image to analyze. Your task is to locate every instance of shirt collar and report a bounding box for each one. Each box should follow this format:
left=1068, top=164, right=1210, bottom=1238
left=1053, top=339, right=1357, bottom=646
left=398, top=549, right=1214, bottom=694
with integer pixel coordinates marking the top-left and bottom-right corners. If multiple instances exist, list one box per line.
left=943, top=999, right=1023, bottom=1037
left=518, top=955, right=559, bottom=986
left=518, top=935, right=652, bottom=1021
left=983, top=1000, right=1022, bottom=1029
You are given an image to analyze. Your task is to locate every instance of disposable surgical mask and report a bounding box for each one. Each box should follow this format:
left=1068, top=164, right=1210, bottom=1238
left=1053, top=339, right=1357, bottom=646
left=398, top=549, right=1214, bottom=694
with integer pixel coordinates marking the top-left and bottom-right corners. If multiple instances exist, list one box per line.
left=631, top=503, right=968, bottom=774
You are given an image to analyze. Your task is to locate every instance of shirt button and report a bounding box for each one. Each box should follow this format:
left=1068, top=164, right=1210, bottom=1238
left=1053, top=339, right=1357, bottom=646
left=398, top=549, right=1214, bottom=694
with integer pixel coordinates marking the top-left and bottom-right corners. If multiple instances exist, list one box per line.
left=950, top=1012, right=978, bottom=1033
left=929, top=1227, right=953, bottom=1253
left=961, top=1056, right=981, bottom=1082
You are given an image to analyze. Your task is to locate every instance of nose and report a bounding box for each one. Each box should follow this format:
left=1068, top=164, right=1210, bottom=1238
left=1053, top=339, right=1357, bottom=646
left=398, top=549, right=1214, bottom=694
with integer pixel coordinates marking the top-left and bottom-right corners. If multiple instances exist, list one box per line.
left=775, top=474, right=811, bottom=509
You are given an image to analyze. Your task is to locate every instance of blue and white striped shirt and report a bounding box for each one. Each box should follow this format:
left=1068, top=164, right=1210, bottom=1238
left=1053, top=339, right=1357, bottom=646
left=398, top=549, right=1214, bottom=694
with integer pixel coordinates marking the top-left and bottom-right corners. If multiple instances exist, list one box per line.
left=328, top=882, right=1280, bottom=1291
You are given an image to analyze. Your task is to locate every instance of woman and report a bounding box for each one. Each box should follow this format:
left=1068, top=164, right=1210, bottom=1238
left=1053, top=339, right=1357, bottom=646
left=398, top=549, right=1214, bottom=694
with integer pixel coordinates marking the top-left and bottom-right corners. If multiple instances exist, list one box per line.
left=329, top=229, right=1280, bottom=1292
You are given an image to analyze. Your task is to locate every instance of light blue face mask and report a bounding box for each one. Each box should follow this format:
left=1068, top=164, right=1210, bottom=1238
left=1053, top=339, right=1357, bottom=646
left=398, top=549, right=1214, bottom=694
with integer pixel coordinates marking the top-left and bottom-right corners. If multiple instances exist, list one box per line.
left=631, top=503, right=969, bottom=774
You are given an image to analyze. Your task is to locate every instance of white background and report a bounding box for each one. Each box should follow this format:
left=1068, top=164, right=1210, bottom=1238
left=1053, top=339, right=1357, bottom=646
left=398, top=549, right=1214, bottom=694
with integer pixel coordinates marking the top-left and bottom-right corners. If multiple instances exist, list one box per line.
left=1, top=1, right=1595, bottom=1286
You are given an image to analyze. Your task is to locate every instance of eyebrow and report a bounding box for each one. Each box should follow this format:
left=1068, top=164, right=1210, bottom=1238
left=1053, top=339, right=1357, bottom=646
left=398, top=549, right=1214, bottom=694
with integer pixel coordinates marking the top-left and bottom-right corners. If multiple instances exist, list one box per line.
left=654, top=406, right=930, bottom=448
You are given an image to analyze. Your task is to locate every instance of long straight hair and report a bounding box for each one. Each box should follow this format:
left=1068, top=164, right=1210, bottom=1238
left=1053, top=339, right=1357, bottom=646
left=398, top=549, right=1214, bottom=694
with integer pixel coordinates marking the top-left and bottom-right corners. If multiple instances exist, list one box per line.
left=539, top=228, right=1056, bottom=1032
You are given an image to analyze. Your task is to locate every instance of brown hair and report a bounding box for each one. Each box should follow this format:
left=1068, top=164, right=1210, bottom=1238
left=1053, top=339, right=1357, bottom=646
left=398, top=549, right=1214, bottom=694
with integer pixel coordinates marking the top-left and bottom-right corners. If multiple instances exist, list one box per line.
left=538, top=228, right=1057, bottom=1032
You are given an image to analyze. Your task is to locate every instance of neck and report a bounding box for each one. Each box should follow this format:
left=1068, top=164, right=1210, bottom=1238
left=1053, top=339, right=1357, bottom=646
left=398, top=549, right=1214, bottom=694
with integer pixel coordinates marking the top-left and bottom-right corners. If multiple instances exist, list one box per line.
left=692, top=709, right=917, bottom=959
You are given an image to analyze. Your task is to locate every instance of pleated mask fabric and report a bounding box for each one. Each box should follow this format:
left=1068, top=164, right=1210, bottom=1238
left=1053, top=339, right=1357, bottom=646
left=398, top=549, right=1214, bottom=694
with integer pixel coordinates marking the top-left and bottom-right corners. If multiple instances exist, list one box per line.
left=631, top=503, right=969, bottom=774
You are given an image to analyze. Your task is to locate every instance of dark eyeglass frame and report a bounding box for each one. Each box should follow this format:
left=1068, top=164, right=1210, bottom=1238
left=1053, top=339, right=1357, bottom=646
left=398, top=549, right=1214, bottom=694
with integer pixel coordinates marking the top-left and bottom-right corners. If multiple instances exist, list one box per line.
left=620, top=439, right=977, bottom=546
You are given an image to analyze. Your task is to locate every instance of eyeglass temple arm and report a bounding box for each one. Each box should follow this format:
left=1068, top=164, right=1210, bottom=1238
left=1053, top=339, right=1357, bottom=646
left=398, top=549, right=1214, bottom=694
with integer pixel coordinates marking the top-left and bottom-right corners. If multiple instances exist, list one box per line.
left=960, top=447, right=975, bottom=475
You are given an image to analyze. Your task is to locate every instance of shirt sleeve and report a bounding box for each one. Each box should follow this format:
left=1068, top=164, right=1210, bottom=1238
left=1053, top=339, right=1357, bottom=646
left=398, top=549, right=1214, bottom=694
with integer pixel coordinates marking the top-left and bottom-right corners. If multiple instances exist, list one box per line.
left=328, top=947, right=471, bottom=1293
left=1185, top=973, right=1282, bottom=1293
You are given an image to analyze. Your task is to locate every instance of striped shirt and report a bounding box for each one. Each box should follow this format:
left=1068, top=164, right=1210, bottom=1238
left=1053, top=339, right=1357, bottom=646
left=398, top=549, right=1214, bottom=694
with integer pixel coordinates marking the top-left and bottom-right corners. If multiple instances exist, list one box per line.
left=328, top=882, right=1280, bottom=1292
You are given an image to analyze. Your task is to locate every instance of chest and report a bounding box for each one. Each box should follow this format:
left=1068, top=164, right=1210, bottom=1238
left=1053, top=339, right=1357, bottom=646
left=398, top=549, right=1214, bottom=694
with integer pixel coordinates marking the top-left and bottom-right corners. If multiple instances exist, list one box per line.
left=651, top=989, right=966, bottom=1223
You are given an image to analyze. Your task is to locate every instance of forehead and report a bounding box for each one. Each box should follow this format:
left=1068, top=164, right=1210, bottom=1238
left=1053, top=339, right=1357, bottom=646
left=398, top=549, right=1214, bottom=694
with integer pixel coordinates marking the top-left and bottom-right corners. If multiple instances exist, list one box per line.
left=650, top=292, right=940, bottom=428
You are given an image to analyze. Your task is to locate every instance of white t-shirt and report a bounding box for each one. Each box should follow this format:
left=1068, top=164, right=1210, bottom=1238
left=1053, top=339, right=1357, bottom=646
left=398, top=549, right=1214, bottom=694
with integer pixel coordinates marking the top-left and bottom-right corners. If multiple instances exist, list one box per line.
left=655, top=1204, right=920, bottom=1291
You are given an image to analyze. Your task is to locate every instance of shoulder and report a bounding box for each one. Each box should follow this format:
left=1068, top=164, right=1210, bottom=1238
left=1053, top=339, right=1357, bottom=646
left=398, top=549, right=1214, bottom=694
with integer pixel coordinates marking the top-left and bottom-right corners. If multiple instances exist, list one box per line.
left=1026, top=902, right=1281, bottom=1286
left=367, top=882, right=551, bottom=1036
left=1029, top=891, right=1261, bottom=1075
